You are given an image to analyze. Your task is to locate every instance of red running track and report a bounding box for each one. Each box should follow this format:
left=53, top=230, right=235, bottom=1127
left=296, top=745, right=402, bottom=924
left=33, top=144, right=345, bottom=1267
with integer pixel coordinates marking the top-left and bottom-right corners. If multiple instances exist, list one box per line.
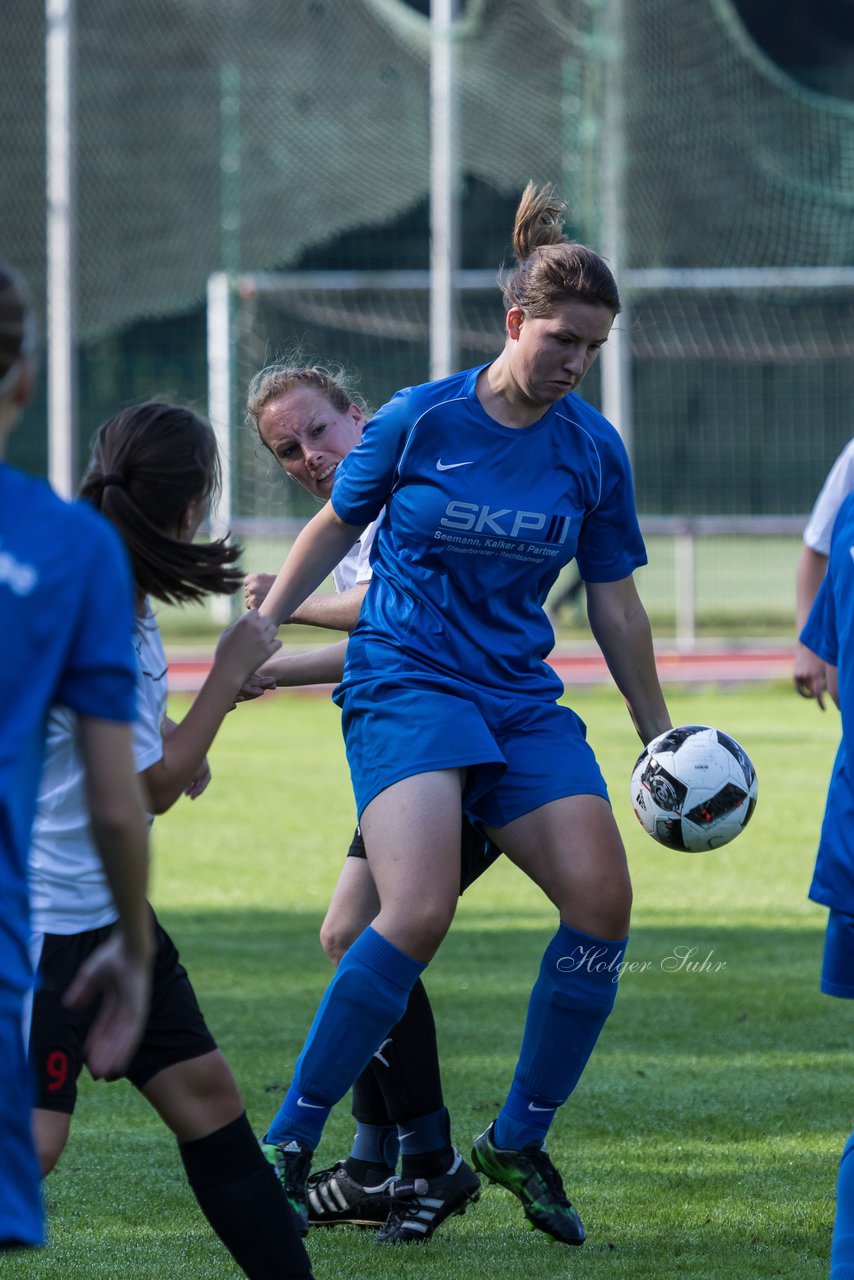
left=167, top=644, right=794, bottom=693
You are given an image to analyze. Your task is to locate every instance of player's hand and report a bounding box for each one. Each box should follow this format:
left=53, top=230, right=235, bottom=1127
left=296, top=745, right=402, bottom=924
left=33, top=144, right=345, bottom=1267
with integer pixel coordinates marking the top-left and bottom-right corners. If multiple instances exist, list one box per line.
left=244, top=572, right=276, bottom=611
left=214, top=608, right=282, bottom=688
left=235, top=670, right=278, bottom=703
left=64, top=927, right=152, bottom=1080
left=184, top=756, right=212, bottom=799
left=793, top=642, right=827, bottom=709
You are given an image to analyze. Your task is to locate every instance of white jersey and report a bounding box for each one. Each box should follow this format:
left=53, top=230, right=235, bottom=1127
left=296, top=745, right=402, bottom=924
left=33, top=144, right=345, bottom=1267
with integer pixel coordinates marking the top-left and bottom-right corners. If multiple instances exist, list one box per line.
left=331, top=514, right=379, bottom=594
left=29, top=601, right=167, bottom=935
left=803, top=439, right=854, bottom=555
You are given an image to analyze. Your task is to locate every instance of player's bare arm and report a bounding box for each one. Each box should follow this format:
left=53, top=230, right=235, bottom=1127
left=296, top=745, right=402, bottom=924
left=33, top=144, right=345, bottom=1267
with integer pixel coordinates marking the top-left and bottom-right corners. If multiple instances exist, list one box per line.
left=244, top=574, right=367, bottom=631
left=257, top=502, right=366, bottom=628
left=585, top=575, right=672, bottom=745
left=142, top=610, right=280, bottom=814
left=794, top=544, right=830, bottom=706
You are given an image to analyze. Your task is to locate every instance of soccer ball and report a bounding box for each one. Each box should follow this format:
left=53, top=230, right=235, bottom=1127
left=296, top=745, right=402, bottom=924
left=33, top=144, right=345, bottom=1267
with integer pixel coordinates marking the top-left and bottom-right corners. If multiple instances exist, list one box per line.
left=630, top=725, right=758, bottom=852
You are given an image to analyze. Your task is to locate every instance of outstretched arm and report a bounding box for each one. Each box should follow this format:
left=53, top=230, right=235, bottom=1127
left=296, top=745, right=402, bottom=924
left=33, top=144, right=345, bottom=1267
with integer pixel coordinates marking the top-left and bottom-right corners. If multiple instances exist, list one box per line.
left=243, top=639, right=349, bottom=694
left=257, top=502, right=366, bottom=628
left=244, top=575, right=368, bottom=632
left=585, top=575, right=672, bottom=746
left=142, top=609, right=280, bottom=814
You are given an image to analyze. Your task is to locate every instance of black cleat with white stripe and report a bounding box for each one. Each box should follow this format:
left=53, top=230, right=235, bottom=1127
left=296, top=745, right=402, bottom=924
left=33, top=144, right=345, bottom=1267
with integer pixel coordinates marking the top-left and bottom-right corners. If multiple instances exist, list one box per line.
left=307, top=1162, right=394, bottom=1228
left=374, top=1150, right=481, bottom=1244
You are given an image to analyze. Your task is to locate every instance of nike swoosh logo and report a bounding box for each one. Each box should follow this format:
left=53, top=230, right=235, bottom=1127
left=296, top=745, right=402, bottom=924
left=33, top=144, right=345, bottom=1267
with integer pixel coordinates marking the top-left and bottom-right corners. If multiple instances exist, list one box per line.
left=528, top=1102, right=555, bottom=1112
left=297, top=1097, right=325, bottom=1109
left=436, top=459, right=474, bottom=471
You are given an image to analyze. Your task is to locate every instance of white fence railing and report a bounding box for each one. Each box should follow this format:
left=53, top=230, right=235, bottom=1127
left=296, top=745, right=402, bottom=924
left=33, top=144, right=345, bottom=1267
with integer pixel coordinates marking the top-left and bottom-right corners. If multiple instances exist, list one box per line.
left=221, top=514, right=806, bottom=651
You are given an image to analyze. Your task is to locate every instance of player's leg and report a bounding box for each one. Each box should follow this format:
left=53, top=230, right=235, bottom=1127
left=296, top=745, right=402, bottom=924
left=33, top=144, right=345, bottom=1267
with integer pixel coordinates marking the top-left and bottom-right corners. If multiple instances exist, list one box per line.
left=309, top=824, right=487, bottom=1239
left=372, top=816, right=497, bottom=1243
left=262, top=771, right=464, bottom=1225
left=820, top=912, right=854, bottom=1276
left=831, top=1130, right=854, bottom=1278
left=471, top=793, right=630, bottom=1245
left=469, top=703, right=630, bottom=1245
left=133, top=919, right=313, bottom=1279
left=307, top=849, right=399, bottom=1226
left=28, top=929, right=103, bottom=1178
left=32, top=1112, right=71, bottom=1176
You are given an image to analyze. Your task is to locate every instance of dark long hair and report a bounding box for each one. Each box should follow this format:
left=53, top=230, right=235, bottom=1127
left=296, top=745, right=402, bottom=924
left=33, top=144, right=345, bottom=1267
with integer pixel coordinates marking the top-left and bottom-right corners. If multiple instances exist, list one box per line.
left=0, top=262, right=36, bottom=393
left=79, top=401, right=243, bottom=605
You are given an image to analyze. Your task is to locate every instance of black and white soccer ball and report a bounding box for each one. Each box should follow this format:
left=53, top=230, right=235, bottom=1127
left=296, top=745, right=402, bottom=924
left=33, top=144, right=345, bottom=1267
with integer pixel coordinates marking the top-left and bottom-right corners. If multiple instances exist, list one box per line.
left=630, top=725, right=758, bottom=852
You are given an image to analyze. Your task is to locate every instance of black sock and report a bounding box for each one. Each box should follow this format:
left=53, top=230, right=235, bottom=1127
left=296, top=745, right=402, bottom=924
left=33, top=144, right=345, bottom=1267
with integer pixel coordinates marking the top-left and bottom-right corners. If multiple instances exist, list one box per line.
left=179, top=1113, right=313, bottom=1280
left=351, top=1057, right=392, bottom=1125
left=368, top=978, right=445, bottom=1122
left=400, top=1145, right=455, bottom=1181
left=343, top=1156, right=395, bottom=1184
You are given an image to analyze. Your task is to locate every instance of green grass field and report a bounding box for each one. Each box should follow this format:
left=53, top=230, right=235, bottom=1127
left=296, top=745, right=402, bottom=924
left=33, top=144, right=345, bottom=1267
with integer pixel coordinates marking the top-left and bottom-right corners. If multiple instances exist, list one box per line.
left=8, top=682, right=848, bottom=1280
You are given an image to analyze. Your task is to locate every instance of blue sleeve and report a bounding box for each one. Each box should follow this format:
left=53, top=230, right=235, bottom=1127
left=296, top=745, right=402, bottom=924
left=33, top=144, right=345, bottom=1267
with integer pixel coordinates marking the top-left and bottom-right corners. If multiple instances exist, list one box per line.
left=574, top=429, right=647, bottom=583
left=54, top=511, right=138, bottom=723
left=801, top=575, right=838, bottom=667
left=330, top=389, right=414, bottom=527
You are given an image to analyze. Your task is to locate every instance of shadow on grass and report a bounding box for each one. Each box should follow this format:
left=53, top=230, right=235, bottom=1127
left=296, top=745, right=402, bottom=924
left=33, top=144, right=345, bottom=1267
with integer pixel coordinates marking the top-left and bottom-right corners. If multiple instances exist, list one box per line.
left=8, top=906, right=840, bottom=1280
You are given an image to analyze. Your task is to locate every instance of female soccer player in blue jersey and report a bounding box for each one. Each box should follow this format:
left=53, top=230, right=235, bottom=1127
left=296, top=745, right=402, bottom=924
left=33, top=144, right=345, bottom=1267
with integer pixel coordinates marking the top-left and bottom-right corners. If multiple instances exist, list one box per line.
left=0, top=264, right=151, bottom=1252
left=799, top=490, right=854, bottom=1276
left=26, top=402, right=314, bottom=1279
left=243, top=360, right=496, bottom=1241
left=256, top=182, right=673, bottom=1247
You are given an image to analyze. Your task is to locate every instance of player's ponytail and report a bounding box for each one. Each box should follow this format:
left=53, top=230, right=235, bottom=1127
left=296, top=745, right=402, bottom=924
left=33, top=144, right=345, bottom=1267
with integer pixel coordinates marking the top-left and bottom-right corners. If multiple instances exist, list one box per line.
left=512, top=182, right=569, bottom=261
left=0, top=263, right=37, bottom=398
left=80, top=401, right=243, bottom=605
left=500, top=181, right=621, bottom=318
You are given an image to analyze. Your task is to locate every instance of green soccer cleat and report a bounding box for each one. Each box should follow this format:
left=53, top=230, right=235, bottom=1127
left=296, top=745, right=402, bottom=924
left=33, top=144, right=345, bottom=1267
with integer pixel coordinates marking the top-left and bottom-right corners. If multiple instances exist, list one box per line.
left=260, top=1136, right=313, bottom=1236
left=471, top=1122, right=585, bottom=1246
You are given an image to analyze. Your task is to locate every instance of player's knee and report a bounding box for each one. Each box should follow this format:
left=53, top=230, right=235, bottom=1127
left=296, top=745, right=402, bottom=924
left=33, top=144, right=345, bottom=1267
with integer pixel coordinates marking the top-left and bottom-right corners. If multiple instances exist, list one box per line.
left=34, top=1113, right=70, bottom=1176
left=319, top=912, right=360, bottom=966
left=192, top=1050, right=241, bottom=1107
left=596, top=879, right=632, bottom=939
left=564, top=872, right=632, bottom=941
left=386, top=896, right=455, bottom=960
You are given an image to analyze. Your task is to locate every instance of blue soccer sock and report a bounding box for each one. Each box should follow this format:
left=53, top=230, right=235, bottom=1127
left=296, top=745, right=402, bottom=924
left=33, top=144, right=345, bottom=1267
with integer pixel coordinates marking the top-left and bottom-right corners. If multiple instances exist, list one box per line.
left=266, top=927, right=426, bottom=1149
left=494, top=921, right=627, bottom=1151
left=831, top=1131, right=854, bottom=1279
left=398, top=1107, right=450, bottom=1157
left=348, top=1122, right=399, bottom=1174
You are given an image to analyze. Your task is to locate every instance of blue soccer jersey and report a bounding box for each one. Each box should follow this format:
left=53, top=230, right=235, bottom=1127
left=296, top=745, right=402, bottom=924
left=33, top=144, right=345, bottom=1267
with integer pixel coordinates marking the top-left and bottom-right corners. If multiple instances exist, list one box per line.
left=801, top=491, right=854, bottom=912
left=331, top=364, right=646, bottom=699
left=0, top=464, right=137, bottom=1013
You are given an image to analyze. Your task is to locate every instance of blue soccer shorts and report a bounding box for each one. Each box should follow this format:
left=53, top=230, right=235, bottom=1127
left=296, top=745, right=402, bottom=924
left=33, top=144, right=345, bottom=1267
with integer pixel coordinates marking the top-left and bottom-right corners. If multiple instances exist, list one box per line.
left=338, top=673, right=609, bottom=828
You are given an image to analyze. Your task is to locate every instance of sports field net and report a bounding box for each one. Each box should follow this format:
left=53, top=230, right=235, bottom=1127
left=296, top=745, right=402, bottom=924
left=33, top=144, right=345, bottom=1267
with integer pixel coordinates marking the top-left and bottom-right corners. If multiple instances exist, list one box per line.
left=3, top=0, right=852, bottom=490
left=226, top=271, right=854, bottom=523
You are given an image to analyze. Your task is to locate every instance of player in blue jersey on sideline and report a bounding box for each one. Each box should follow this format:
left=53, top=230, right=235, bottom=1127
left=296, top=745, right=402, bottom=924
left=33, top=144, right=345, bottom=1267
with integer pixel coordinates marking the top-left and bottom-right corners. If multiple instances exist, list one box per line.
left=255, top=183, right=673, bottom=1247
left=0, top=263, right=151, bottom=1251
left=794, top=438, right=854, bottom=706
left=799, top=490, right=854, bottom=1278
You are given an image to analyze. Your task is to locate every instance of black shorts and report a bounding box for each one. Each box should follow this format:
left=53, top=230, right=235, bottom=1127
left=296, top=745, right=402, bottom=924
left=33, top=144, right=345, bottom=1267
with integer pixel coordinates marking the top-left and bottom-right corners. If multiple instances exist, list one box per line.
left=28, top=909, right=216, bottom=1114
left=347, top=814, right=501, bottom=895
